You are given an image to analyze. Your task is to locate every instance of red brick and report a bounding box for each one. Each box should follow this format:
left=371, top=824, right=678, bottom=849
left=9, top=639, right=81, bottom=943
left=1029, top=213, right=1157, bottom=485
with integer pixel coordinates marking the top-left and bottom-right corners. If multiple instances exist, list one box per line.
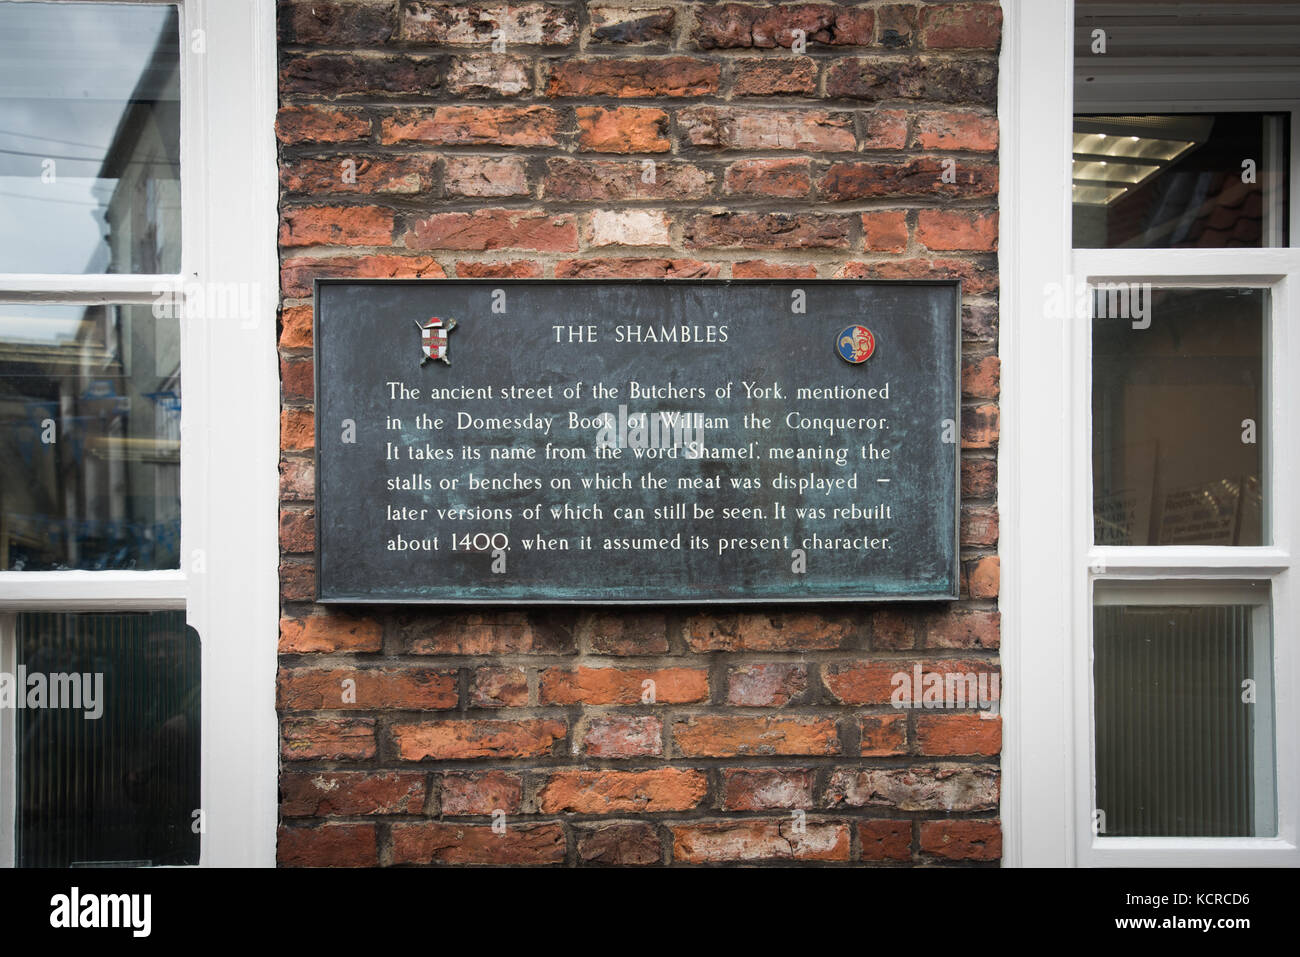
left=826, top=766, right=999, bottom=811
left=443, top=155, right=529, bottom=198
left=454, top=260, right=544, bottom=278
left=278, top=506, right=315, bottom=552
left=721, top=768, right=815, bottom=810
left=921, top=609, right=1000, bottom=650
left=471, top=666, right=528, bottom=707
left=919, top=819, right=1001, bottom=860
left=731, top=260, right=819, bottom=279
left=555, top=258, right=720, bottom=279
left=400, top=2, right=578, bottom=46
left=440, top=770, right=523, bottom=815
left=405, top=209, right=578, bottom=252
left=281, top=155, right=438, bottom=196
left=860, top=712, right=908, bottom=756
left=961, top=503, right=999, bottom=546
left=280, top=356, right=313, bottom=403
left=581, top=715, right=663, bottom=758
left=579, top=612, right=670, bottom=655
left=542, top=158, right=714, bottom=201
left=917, top=713, right=1002, bottom=756
left=280, top=561, right=315, bottom=601
left=863, top=108, right=909, bottom=149
left=820, top=159, right=998, bottom=201
left=861, top=210, right=909, bottom=252
left=577, top=105, right=670, bottom=153
left=723, top=158, right=812, bottom=198
left=966, top=556, right=1000, bottom=599
left=539, top=666, right=708, bottom=705
left=538, top=768, right=707, bottom=813
left=279, top=303, right=313, bottom=350
left=380, top=106, right=562, bottom=147
left=821, top=658, right=994, bottom=706
left=730, top=57, right=818, bottom=96
left=590, top=6, right=676, bottom=45
left=576, top=822, right=662, bottom=865
left=836, top=257, right=997, bottom=295
left=961, top=457, right=996, bottom=500
left=919, top=3, right=1002, bottom=50
left=280, top=205, right=394, bottom=248
left=962, top=354, right=1000, bottom=399
left=281, top=716, right=376, bottom=761
left=961, top=403, right=999, bottom=448
left=726, top=663, right=807, bottom=706
left=275, top=105, right=370, bottom=145
left=280, top=53, right=442, bottom=97
left=278, top=823, right=377, bottom=867
left=825, top=55, right=997, bottom=103
left=684, top=211, right=851, bottom=250
left=546, top=57, right=719, bottom=97
left=277, top=667, right=457, bottom=711
left=694, top=4, right=874, bottom=49
left=281, top=408, right=314, bottom=452
left=281, top=254, right=446, bottom=298
left=673, top=715, right=839, bottom=757
left=281, top=772, right=426, bottom=817
left=391, top=822, right=566, bottom=866
left=859, top=820, right=912, bottom=861
left=685, top=613, right=854, bottom=651
left=679, top=105, right=855, bottom=151
left=876, top=4, right=917, bottom=48
left=279, top=613, right=383, bottom=654
left=963, top=300, right=998, bottom=341
left=392, top=718, right=566, bottom=760
left=279, top=2, right=394, bottom=45
left=672, top=820, right=850, bottom=863
left=870, top=608, right=915, bottom=650
left=914, top=110, right=998, bottom=151
left=918, top=209, right=998, bottom=251
left=397, top=612, right=574, bottom=655
left=446, top=54, right=533, bottom=96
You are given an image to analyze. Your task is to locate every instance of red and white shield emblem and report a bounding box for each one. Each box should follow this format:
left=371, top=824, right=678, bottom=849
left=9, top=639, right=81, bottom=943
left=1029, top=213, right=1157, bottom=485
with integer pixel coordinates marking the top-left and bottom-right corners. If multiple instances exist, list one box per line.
left=416, top=316, right=457, bottom=366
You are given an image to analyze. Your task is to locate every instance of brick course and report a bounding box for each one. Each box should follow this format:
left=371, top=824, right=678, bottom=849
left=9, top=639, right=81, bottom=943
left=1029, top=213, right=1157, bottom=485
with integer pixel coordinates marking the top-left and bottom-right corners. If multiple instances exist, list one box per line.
left=277, top=0, right=1001, bottom=866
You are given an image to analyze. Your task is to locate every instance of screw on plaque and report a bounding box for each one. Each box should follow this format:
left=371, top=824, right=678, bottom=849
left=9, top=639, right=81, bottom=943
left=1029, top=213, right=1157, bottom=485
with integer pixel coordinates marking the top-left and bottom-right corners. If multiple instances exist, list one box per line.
left=415, top=317, right=457, bottom=366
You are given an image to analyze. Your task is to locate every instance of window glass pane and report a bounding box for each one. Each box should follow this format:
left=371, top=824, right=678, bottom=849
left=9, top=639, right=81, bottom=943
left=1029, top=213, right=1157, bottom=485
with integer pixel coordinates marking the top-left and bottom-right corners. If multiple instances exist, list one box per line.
left=1094, top=596, right=1275, bottom=838
left=0, top=303, right=180, bottom=570
left=13, top=611, right=200, bottom=867
left=1073, top=113, right=1289, bottom=248
left=1092, top=287, right=1264, bottom=546
left=0, top=2, right=180, bottom=273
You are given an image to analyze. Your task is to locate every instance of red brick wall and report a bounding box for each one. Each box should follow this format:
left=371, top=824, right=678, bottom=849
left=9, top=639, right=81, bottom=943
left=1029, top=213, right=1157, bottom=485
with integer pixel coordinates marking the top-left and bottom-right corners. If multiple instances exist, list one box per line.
left=276, top=0, right=1001, bottom=867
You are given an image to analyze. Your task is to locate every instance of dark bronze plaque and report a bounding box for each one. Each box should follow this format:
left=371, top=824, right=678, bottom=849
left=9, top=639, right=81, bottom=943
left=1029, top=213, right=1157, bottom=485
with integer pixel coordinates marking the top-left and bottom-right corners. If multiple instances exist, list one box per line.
left=314, top=279, right=960, bottom=603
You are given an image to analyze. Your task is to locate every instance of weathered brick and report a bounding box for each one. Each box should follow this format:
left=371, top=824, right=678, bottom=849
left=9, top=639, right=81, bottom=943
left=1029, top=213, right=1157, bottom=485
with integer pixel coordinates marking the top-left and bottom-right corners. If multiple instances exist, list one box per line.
left=863, top=108, right=910, bottom=149
left=555, top=258, right=720, bottom=279
left=454, top=260, right=545, bottom=278
left=576, top=821, right=662, bottom=865
left=281, top=254, right=446, bottom=298
left=277, top=667, right=457, bottom=711
left=538, top=768, right=708, bottom=813
left=721, top=768, right=815, bottom=810
left=278, top=2, right=395, bottom=45
left=396, top=612, right=574, bottom=654
left=542, top=158, right=714, bottom=201
left=962, top=300, right=998, bottom=341
left=443, top=155, right=530, bottom=198
left=281, top=772, right=426, bottom=817
left=685, top=613, right=854, bottom=652
left=445, top=54, right=533, bottom=96
left=546, top=57, right=720, bottom=97
left=393, top=718, right=566, bottom=760
left=694, top=4, right=874, bottom=49
left=918, top=209, right=998, bottom=251
left=726, top=663, right=808, bottom=706
left=279, top=205, right=394, bottom=248
left=278, top=823, right=377, bottom=867
left=822, top=658, right=996, bottom=706
left=589, top=6, right=676, bottom=45
left=405, top=209, right=578, bottom=252
left=540, top=666, right=708, bottom=705
left=826, top=56, right=997, bottom=103
left=961, top=457, right=997, bottom=500
left=723, top=158, right=812, bottom=199
left=278, top=505, right=315, bottom=552
left=579, top=612, right=670, bottom=655
left=391, top=822, right=566, bottom=865
left=279, top=303, right=314, bottom=350
left=276, top=105, right=370, bottom=144
left=280, top=561, right=315, bottom=601
left=279, top=613, right=383, bottom=654
left=679, top=105, right=855, bottom=151
left=400, top=2, right=578, bottom=46
left=581, top=715, right=663, bottom=758
left=684, top=211, right=851, bottom=250
left=731, top=260, right=819, bottom=279
left=825, top=766, right=999, bottom=811
left=471, top=666, right=529, bottom=707
left=921, top=609, right=1000, bottom=650
left=835, top=257, right=997, bottom=296
left=876, top=4, right=917, bottom=49
left=820, top=159, right=998, bottom=201
left=440, top=770, right=524, bottom=815
left=280, top=356, right=313, bottom=403
left=577, top=105, right=670, bottom=153
left=919, top=819, right=1001, bottom=860
left=280, top=53, right=443, bottom=97
left=730, top=57, right=818, bottom=96
left=917, top=713, right=1001, bottom=756
left=583, top=209, right=672, bottom=247
left=672, top=820, right=849, bottom=862
left=961, top=354, right=1001, bottom=399
left=860, top=712, right=908, bottom=756
left=965, top=555, right=1000, bottom=598
left=859, top=819, right=912, bottom=861
left=919, top=3, right=1002, bottom=50
left=861, top=210, right=909, bottom=252
left=914, top=110, right=998, bottom=151
left=281, top=408, right=314, bottom=452
left=673, top=715, right=839, bottom=757
left=380, top=105, right=562, bottom=146
left=281, top=155, right=437, bottom=196
left=281, top=716, right=376, bottom=761
left=961, top=403, right=999, bottom=448
left=961, top=503, right=999, bottom=546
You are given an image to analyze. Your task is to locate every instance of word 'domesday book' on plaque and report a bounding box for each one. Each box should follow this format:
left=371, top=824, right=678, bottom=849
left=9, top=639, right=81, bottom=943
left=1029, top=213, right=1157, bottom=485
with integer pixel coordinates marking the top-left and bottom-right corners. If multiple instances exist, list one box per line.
left=314, top=280, right=960, bottom=603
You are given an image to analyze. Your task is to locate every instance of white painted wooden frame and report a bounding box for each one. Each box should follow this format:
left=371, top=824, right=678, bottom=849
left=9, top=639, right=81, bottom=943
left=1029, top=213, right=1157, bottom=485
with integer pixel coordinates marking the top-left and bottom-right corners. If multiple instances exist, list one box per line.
left=1002, top=0, right=1300, bottom=867
left=0, top=0, right=278, bottom=868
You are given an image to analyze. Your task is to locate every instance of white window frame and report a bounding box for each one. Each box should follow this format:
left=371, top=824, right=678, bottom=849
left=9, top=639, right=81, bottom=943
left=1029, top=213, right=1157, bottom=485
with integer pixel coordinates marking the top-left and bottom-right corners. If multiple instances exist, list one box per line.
left=1001, top=0, right=1300, bottom=867
left=0, top=0, right=278, bottom=868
